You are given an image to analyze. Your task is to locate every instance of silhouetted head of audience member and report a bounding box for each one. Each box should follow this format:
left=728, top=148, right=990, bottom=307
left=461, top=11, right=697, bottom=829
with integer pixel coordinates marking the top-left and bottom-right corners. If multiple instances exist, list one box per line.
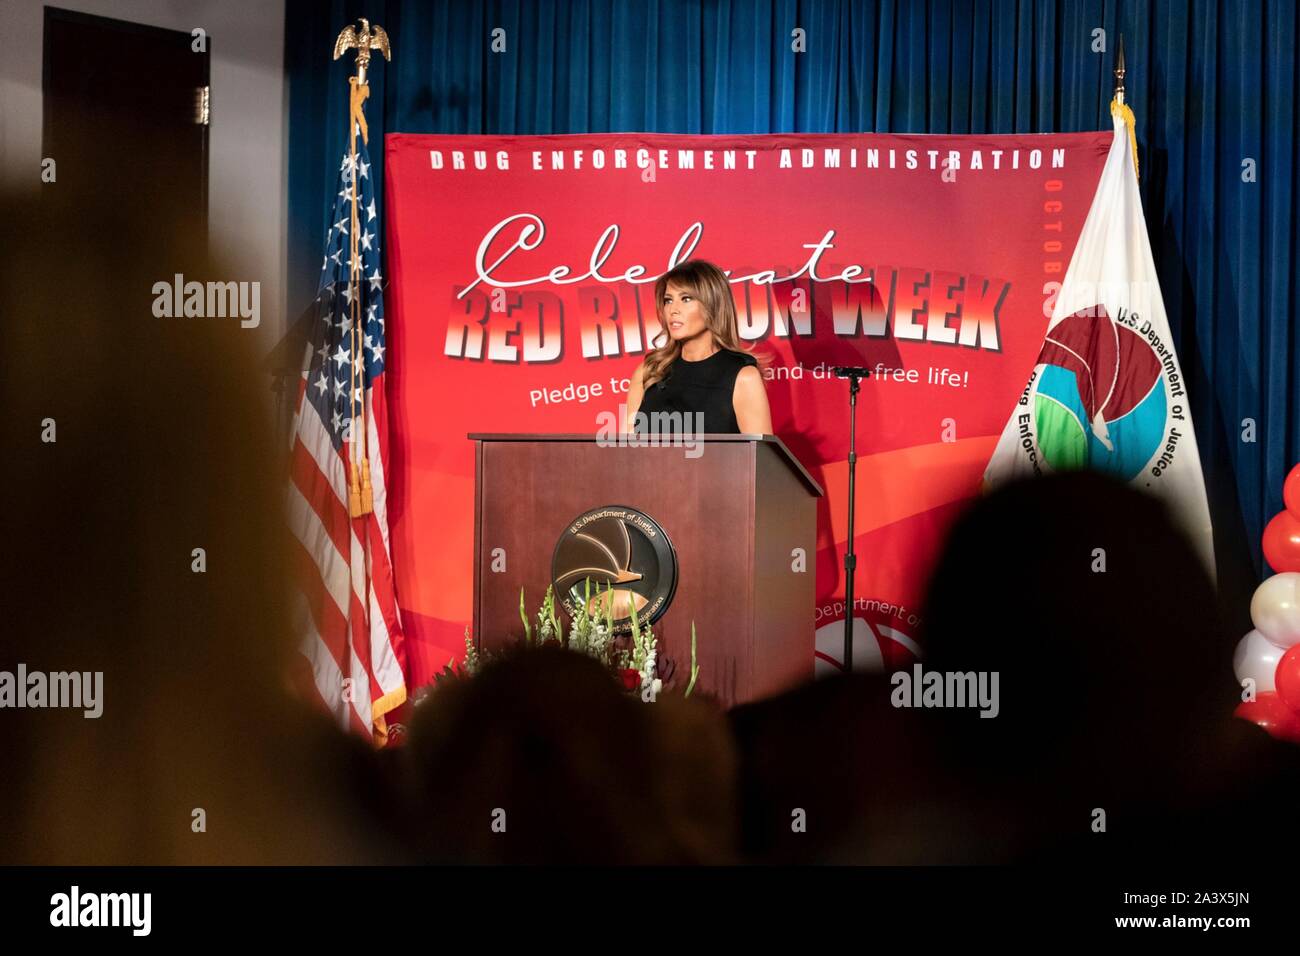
left=915, top=471, right=1244, bottom=861
left=0, top=191, right=406, bottom=864
left=403, top=644, right=738, bottom=864
left=728, top=671, right=938, bottom=864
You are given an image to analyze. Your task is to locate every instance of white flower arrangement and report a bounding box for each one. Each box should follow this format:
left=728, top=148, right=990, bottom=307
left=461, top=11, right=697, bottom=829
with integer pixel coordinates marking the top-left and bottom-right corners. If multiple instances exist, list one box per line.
left=430, top=580, right=700, bottom=702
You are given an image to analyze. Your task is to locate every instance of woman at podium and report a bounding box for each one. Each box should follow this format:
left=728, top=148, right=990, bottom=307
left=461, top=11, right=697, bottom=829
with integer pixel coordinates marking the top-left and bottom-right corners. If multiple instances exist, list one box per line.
left=625, top=259, right=773, bottom=435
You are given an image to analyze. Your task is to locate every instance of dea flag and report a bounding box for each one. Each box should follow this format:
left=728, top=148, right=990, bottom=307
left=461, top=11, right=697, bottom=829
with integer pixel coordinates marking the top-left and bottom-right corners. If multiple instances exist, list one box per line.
left=983, top=104, right=1215, bottom=578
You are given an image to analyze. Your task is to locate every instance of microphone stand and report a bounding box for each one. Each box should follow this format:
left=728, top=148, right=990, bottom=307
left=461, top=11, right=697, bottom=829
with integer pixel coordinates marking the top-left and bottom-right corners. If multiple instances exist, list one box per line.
left=833, top=366, right=872, bottom=671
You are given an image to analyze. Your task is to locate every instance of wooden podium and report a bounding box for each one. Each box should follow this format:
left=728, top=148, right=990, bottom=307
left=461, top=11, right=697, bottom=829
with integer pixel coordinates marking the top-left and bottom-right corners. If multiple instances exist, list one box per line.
left=470, top=433, right=823, bottom=708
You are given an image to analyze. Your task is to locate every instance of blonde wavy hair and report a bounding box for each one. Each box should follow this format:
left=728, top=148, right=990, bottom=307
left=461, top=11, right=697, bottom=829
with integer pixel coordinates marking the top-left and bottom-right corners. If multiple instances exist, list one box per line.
left=642, top=259, right=758, bottom=388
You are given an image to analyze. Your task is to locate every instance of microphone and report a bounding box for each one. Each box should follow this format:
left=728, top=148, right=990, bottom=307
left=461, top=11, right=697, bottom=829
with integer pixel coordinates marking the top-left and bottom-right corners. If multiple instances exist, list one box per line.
left=832, top=366, right=874, bottom=378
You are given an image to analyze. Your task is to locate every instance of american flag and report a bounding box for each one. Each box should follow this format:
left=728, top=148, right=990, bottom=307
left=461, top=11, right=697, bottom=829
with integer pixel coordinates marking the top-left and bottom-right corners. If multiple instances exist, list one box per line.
left=288, top=124, right=406, bottom=742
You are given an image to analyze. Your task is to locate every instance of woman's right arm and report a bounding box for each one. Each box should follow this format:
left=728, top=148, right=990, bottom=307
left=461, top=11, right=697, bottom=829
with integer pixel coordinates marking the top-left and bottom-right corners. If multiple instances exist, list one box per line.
left=624, top=362, right=646, bottom=432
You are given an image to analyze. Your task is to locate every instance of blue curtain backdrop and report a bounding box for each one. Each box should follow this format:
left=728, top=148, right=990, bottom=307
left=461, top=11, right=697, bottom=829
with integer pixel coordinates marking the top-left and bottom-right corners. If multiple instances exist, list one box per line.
left=286, top=0, right=1298, bottom=628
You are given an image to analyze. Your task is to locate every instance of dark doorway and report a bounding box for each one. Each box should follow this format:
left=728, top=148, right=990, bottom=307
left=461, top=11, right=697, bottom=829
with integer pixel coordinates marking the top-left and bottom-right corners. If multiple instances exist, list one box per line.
left=43, top=6, right=210, bottom=240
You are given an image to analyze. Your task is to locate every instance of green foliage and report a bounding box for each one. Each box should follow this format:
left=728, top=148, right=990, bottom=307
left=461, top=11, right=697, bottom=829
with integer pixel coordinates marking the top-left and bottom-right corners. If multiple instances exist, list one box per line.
left=603, top=580, right=614, bottom=635
left=519, top=587, right=532, bottom=645
left=626, top=595, right=657, bottom=678
left=685, top=620, right=699, bottom=698
left=422, top=582, right=699, bottom=702
left=535, top=584, right=563, bottom=645
left=462, top=625, right=481, bottom=676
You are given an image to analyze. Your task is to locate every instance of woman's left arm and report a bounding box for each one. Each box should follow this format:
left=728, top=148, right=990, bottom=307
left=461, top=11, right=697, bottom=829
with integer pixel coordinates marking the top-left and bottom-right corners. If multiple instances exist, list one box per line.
left=733, top=366, right=773, bottom=435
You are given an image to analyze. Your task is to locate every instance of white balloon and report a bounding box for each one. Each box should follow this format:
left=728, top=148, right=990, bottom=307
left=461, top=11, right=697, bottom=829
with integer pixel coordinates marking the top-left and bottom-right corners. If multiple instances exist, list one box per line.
left=1250, top=572, right=1300, bottom=649
left=1233, top=628, right=1286, bottom=693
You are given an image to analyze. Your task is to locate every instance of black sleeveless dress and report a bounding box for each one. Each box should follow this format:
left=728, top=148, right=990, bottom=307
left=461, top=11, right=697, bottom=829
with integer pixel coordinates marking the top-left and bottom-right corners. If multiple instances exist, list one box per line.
left=635, top=348, right=759, bottom=435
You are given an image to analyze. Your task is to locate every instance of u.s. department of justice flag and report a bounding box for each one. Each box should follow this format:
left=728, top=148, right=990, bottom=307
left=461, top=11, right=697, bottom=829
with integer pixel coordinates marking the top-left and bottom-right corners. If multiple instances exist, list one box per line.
left=983, top=102, right=1215, bottom=579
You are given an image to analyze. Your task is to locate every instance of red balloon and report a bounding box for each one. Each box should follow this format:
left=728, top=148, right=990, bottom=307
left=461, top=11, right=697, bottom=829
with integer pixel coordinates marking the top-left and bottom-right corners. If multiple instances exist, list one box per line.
left=1235, top=693, right=1300, bottom=743
left=1276, top=646, right=1300, bottom=713
left=1286, top=463, right=1300, bottom=518
left=1262, top=510, right=1300, bottom=574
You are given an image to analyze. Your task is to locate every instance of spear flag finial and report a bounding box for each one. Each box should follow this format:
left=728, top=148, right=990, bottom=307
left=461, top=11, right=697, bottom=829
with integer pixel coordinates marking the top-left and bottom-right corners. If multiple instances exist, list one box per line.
left=1114, top=33, right=1127, bottom=106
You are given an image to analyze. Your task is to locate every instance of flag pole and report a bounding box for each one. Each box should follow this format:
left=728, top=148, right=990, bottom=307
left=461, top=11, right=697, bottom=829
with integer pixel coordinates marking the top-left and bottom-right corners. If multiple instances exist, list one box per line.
left=332, top=19, right=391, bottom=517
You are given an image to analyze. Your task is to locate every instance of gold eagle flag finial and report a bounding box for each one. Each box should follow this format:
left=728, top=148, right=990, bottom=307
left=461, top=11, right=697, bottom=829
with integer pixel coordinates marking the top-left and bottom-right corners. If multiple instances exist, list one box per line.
left=333, top=17, right=391, bottom=85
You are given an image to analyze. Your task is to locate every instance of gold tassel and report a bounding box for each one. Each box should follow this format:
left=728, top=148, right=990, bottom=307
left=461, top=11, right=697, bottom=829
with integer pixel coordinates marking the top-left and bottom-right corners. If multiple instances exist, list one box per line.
left=360, top=458, right=374, bottom=514
left=1110, top=98, right=1140, bottom=182
left=349, top=461, right=363, bottom=517
left=349, top=78, right=370, bottom=145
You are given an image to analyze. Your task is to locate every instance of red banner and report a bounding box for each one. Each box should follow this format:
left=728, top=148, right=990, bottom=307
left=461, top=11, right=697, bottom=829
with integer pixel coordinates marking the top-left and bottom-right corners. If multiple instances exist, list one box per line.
left=384, top=131, right=1110, bottom=685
